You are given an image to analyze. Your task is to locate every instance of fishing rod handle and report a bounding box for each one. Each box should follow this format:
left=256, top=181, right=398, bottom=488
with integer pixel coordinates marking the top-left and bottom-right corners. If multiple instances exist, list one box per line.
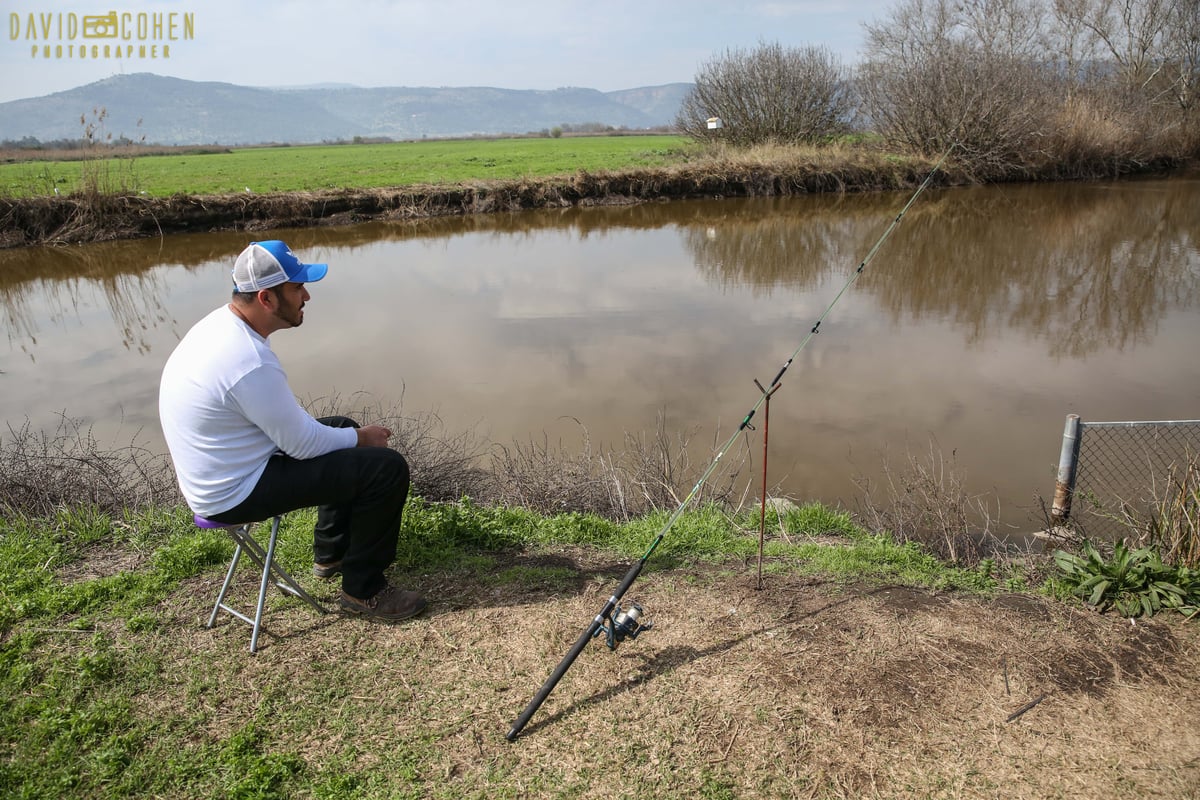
left=506, top=559, right=647, bottom=741
left=505, top=617, right=602, bottom=741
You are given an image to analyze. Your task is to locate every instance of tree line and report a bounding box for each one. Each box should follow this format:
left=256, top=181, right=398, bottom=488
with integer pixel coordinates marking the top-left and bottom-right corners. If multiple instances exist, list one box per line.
left=676, top=0, right=1199, bottom=177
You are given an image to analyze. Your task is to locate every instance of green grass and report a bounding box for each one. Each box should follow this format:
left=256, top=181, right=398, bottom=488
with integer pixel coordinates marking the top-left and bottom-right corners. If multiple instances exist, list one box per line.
left=0, top=135, right=694, bottom=198
left=0, top=496, right=1015, bottom=798
left=388, top=496, right=987, bottom=588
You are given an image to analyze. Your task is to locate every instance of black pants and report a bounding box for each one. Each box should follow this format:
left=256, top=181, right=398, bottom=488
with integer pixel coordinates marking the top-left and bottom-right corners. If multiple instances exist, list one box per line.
left=209, top=416, right=410, bottom=599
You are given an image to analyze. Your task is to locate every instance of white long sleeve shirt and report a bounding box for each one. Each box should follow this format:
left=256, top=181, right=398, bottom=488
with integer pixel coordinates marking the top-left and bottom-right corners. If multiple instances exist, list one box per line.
left=158, top=305, right=357, bottom=517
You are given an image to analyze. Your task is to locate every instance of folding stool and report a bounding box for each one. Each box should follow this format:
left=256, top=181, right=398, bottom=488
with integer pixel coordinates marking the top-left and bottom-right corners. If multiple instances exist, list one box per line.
left=195, top=514, right=327, bottom=653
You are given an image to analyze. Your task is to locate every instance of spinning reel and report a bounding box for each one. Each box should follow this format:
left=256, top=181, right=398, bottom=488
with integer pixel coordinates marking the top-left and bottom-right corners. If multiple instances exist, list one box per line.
left=593, top=602, right=652, bottom=650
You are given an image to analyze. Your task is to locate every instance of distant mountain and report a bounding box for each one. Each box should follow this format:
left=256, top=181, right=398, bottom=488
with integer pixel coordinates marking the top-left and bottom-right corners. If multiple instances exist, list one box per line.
left=0, top=73, right=692, bottom=146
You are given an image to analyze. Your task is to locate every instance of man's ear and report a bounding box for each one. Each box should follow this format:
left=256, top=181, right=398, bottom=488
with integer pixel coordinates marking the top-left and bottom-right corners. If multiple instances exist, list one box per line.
left=256, top=289, right=275, bottom=309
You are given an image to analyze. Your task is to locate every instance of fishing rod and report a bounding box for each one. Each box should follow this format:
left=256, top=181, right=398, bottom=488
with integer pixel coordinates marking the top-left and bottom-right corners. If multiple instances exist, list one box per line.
left=504, top=147, right=954, bottom=742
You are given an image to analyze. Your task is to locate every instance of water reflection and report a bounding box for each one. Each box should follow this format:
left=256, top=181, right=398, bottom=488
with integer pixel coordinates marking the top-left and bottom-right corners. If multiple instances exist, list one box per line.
left=5, top=179, right=1196, bottom=360
left=682, top=181, right=1199, bottom=357
left=2, top=175, right=1197, bottom=516
left=870, top=182, right=1198, bottom=357
left=0, top=236, right=227, bottom=357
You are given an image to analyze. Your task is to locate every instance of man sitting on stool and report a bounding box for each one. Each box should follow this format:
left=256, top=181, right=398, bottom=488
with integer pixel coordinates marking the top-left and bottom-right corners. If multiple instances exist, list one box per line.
left=159, top=240, right=425, bottom=622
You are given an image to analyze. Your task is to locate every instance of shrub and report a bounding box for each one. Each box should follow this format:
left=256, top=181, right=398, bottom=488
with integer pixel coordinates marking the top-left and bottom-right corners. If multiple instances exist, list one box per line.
left=676, top=40, right=855, bottom=146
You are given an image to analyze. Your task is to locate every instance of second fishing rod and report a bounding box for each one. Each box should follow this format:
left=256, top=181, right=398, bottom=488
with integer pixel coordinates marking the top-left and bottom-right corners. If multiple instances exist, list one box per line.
left=505, top=146, right=955, bottom=742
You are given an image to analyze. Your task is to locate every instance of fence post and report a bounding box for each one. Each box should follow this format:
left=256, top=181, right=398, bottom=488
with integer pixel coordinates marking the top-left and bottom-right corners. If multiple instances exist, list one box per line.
left=1051, top=414, right=1081, bottom=524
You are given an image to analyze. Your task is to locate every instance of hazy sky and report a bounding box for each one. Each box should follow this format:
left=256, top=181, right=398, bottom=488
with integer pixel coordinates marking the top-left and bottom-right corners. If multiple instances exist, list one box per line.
left=2, top=1, right=895, bottom=103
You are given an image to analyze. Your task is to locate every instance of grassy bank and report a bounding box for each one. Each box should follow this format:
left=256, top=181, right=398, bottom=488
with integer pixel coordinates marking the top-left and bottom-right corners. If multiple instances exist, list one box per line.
left=3, top=127, right=1197, bottom=250
left=3, top=495, right=1199, bottom=799
left=0, top=139, right=949, bottom=248
left=0, top=498, right=985, bottom=796
left=3, top=408, right=1199, bottom=797
left=0, top=498, right=985, bottom=797
left=2, top=133, right=1194, bottom=248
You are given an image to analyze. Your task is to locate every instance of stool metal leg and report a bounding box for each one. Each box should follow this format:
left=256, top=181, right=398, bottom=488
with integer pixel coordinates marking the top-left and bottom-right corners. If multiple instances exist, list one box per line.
left=231, top=519, right=328, bottom=614
left=206, top=516, right=328, bottom=653
left=249, top=516, right=281, bottom=653
left=208, top=528, right=247, bottom=629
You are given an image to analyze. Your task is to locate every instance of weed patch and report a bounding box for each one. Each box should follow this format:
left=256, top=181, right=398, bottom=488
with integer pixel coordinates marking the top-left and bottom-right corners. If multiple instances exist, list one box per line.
left=1, top=502, right=1197, bottom=798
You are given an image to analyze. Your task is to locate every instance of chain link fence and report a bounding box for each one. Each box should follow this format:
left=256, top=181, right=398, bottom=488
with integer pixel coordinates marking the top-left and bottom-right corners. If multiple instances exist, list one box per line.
left=1052, top=416, right=1200, bottom=540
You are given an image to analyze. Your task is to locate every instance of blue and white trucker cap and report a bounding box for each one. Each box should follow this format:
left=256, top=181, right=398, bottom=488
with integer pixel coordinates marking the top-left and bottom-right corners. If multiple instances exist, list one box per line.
left=232, top=240, right=328, bottom=292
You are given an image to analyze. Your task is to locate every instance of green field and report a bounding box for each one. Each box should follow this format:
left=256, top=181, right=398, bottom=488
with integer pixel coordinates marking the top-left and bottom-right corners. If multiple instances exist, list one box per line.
left=0, top=135, right=693, bottom=198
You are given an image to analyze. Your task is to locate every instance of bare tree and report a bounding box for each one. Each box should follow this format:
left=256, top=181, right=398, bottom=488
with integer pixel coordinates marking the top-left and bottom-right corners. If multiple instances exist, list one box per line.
left=1052, top=0, right=1176, bottom=91
left=1163, top=0, right=1200, bottom=113
left=1046, top=0, right=1123, bottom=93
left=676, top=41, right=855, bottom=145
left=1049, top=0, right=1197, bottom=155
left=959, top=0, right=1052, bottom=58
left=858, top=0, right=1056, bottom=172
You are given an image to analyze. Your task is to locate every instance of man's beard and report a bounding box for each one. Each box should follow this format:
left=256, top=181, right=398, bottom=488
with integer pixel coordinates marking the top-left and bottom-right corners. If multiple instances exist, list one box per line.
left=273, top=304, right=303, bottom=328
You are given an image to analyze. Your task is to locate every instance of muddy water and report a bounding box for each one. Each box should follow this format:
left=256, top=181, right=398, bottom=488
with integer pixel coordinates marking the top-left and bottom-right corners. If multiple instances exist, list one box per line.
left=2, top=174, right=1198, bottom=521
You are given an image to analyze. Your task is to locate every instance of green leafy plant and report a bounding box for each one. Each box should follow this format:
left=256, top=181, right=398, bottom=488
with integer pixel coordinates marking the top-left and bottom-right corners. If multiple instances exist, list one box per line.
left=1053, top=539, right=1200, bottom=618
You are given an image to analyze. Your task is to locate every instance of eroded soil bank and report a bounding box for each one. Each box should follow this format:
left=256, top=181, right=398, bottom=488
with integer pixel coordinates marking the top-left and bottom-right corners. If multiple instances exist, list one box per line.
left=5, top=152, right=1196, bottom=250
left=0, top=160, right=966, bottom=248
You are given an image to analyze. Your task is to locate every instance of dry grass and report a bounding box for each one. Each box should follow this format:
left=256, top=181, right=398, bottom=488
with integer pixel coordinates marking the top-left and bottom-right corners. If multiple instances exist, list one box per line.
left=853, top=441, right=1007, bottom=568
left=0, top=403, right=744, bottom=524
left=1040, top=95, right=1156, bottom=178
left=1103, top=453, right=1200, bottom=570
left=6, top=411, right=1197, bottom=797
left=0, top=415, right=178, bottom=516
left=1150, top=460, right=1200, bottom=569
left=120, top=547, right=1200, bottom=798
left=486, top=415, right=747, bottom=520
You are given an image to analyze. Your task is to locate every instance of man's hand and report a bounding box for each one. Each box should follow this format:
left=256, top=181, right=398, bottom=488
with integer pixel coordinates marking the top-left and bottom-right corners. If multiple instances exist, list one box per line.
left=356, top=425, right=393, bottom=448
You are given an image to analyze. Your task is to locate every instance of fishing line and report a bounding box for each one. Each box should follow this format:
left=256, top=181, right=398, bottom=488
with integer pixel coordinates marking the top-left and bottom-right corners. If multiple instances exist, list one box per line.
left=505, top=146, right=955, bottom=742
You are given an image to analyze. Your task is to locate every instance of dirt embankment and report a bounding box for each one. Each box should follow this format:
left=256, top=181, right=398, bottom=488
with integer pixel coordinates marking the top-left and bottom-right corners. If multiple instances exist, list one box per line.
left=427, top=549, right=1200, bottom=798
left=178, top=544, right=1200, bottom=798
left=0, top=161, right=958, bottom=249
left=4, top=149, right=1194, bottom=250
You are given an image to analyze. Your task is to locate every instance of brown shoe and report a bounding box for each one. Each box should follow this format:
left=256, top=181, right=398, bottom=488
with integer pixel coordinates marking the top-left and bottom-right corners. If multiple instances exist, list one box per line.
left=313, top=560, right=342, bottom=579
left=339, top=585, right=427, bottom=621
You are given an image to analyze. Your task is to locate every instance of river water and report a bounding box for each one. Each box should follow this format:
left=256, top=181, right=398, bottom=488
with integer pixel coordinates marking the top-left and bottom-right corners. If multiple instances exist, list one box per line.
left=2, top=174, right=1198, bottom=524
